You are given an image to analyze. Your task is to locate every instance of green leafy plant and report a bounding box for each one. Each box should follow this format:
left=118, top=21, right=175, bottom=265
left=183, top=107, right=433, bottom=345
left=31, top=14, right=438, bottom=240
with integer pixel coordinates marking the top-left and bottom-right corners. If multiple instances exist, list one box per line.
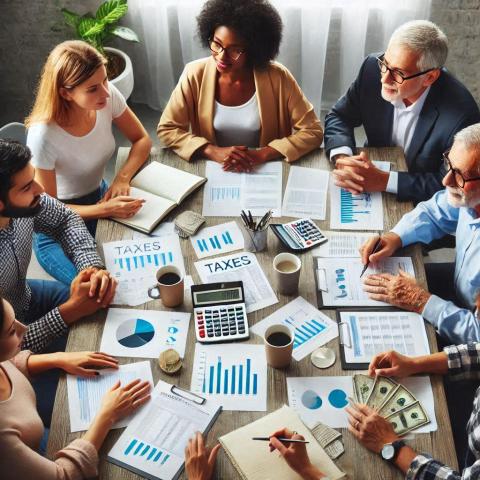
left=61, top=0, right=139, bottom=55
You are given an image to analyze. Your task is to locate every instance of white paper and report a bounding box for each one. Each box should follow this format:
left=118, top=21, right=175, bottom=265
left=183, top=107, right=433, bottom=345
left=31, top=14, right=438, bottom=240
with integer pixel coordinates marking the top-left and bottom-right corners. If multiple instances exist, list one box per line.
left=132, top=222, right=176, bottom=240
left=191, top=343, right=267, bottom=411
left=312, top=231, right=376, bottom=257
left=104, top=234, right=185, bottom=306
left=316, top=256, right=415, bottom=307
left=108, top=379, right=221, bottom=480
left=338, top=311, right=430, bottom=365
left=250, top=297, right=338, bottom=361
left=191, top=221, right=244, bottom=259
left=287, top=376, right=353, bottom=428
left=66, top=361, right=153, bottom=432
left=282, top=166, right=330, bottom=220
left=195, top=252, right=278, bottom=313
left=202, top=161, right=282, bottom=217
left=100, top=308, right=191, bottom=358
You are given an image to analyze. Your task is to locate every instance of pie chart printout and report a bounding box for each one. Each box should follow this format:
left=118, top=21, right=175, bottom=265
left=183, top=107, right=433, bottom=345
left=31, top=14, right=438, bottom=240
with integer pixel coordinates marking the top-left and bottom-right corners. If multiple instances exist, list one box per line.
left=301, top=390, right=322, bottom=410
left=116, top=319, right=155, bottom=348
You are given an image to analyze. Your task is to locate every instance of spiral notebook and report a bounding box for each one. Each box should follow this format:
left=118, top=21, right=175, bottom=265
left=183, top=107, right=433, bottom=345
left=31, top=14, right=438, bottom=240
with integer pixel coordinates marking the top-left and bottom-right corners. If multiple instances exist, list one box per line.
left=219, top=405, right=345, bottom=480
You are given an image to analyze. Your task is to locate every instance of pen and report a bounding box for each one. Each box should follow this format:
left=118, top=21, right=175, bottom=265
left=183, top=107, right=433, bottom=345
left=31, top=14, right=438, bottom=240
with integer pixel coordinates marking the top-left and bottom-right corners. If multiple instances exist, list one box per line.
left=252, top=437, right=310, bottom=444
left=257, top=210, right=272, bottom=231
left=248, top=210, right=254, bottom=230
left=360, top=235, right=382, bottom=278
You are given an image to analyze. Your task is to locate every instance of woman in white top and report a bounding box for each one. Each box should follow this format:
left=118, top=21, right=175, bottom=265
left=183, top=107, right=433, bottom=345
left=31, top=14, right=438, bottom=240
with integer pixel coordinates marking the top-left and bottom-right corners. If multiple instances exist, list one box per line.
left=26, top=40, right=152, bottom=286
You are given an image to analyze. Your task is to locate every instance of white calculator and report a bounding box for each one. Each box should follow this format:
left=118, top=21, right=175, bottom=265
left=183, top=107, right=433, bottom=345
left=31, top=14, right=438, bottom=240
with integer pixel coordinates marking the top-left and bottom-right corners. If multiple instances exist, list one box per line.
left=191, top=281, right=249, bottom=343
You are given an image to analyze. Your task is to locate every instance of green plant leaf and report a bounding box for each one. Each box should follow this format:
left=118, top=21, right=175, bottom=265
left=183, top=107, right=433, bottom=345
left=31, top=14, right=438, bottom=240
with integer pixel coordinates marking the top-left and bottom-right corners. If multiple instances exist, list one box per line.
left=78, top=17, right=105, bottom=39
left=61, top=8, right=81, bottom=29
left=96, top=0, right=128, bottom=24
left=111, top=26, right=139, bottom=42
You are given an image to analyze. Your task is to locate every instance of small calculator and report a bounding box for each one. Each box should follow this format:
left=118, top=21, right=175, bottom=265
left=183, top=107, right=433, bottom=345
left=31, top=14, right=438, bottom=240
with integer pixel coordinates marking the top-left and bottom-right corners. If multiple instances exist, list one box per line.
left=191, top=281, right=249, bottom=343
left=270, top=218, right=327, bottom=251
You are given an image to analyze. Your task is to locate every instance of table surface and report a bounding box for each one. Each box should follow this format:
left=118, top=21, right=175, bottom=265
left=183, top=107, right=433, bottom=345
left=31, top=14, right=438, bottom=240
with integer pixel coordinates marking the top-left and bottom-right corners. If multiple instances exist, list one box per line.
left=47, top=147, right=458, bottom=479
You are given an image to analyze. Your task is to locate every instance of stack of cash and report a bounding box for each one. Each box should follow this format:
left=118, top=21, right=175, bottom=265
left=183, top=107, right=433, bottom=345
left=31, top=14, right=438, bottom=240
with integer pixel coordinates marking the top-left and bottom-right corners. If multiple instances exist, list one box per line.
left=352, top=374, right=430, bottom=435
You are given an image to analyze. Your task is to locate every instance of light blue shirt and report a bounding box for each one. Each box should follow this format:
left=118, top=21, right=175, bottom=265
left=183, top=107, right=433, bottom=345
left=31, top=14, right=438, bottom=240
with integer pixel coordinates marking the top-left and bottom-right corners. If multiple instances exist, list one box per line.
left=391, top=190, right=480, bottom=344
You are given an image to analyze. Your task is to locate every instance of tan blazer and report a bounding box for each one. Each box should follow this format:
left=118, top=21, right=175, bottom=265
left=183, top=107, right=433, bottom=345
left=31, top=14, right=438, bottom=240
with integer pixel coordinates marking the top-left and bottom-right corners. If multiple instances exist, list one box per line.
left=157, top=57, right=323, bottom=162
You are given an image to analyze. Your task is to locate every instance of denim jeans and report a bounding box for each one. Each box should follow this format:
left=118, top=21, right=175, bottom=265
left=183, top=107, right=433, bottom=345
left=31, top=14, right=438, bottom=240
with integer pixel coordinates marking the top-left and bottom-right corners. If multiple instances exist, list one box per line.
left=26, top=279, right=70, bottom=427
left=33, top=180, right=108, bottom=286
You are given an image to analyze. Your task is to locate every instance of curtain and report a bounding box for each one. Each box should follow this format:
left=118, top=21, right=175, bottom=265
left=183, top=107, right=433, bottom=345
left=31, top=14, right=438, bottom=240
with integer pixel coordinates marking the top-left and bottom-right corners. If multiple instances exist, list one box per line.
left=123, top=0, right=431, bottom=114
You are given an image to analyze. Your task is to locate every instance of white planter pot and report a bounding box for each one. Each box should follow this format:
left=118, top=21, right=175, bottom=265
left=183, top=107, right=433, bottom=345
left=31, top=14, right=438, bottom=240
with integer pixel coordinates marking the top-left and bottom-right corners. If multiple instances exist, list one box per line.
left=105, top=46, right=134, bottom=100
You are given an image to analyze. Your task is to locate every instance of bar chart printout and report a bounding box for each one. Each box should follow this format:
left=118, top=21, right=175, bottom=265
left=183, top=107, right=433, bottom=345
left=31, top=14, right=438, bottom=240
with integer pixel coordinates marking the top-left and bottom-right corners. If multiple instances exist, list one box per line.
left=191, top=221, right=245, bottom=259
left=329, top=181, right=384, bottom=231
left=108, top=380, right=221, bottom=480
left=191, top=344, right=267, bottom=411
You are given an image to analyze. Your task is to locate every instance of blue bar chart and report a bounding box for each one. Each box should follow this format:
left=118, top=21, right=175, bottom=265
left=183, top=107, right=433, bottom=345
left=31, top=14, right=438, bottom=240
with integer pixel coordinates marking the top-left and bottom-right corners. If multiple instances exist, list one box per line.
left=210, top=186, right=241, bottom=202
left=191, top=221, right=244, bottom=259
left=283, top=316, right=327, bottom=350
left=196, top=231, right=233, bottom=253
left=114, top=251, right=174, bottom=271
left=192, top=344, right=267, bottom=411
left=123, top=438, right=170, bottom=465
left=340, top=189, right=373, bottom=224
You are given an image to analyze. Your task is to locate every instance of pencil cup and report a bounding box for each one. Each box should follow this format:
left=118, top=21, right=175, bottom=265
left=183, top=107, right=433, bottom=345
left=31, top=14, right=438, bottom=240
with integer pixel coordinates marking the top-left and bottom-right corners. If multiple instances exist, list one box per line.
left=241, top=224, right=268, bottom=252
left=264, top=324, right=294, bottom=368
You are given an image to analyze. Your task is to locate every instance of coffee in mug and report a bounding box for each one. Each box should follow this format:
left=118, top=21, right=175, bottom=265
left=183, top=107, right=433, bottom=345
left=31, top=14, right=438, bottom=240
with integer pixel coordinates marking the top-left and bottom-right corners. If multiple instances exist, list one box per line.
left=273, top=252, right=301, bottom=295
left=266, top=331, right=292, bottom=347
left=148, top=265, right=184, bottom=308
left=264, top=324, right=294, bottom=368
left=159, top=272, right=181, bottom=285
left=275, top=260, right=298, bottom=273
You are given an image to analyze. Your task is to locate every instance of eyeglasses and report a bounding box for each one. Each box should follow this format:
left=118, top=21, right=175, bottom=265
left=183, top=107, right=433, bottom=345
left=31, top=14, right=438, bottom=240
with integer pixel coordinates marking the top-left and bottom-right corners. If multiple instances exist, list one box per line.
left=376, top=53, right=436, bottom=85
left=443, top=149, right=480, bottom=188
left=209, top=39, right=245, bottom=61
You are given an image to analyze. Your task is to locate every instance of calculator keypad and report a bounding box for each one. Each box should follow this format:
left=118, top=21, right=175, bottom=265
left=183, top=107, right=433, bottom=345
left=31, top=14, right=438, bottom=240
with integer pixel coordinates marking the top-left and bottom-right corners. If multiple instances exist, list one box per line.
left=285, top=219, right=326, bottom=248
left=195, top=303, right=248, bottom=342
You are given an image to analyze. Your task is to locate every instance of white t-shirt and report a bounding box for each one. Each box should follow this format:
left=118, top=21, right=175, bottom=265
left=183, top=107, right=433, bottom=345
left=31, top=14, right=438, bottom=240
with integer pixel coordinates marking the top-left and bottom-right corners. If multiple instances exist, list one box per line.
left=27, top=83, right=127, bottom=200
left=213, top=94, right=261, bottom=148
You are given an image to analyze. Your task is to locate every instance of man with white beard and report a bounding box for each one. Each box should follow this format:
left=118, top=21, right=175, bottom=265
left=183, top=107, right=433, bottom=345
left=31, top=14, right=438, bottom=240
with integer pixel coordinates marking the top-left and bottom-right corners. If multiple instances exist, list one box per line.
left=359, top=123, right=480, bottom=345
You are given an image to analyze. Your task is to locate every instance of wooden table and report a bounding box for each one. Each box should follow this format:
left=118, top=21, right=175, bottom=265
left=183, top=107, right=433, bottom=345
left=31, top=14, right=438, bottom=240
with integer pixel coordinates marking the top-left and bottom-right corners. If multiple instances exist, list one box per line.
left=48, top=147, right=458, bottom=479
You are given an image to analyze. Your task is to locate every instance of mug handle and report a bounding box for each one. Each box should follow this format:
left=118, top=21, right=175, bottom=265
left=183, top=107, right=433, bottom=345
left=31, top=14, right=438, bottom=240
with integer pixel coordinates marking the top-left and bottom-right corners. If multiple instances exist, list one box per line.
left=148, top=285, right=161, bottom=300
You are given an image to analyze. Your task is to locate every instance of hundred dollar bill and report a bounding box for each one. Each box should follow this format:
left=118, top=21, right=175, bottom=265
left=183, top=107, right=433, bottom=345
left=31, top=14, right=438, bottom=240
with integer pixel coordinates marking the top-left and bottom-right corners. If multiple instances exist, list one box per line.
left=386, top=401, right=430, bottom=435
left=366, top=376, right=398, bottom=410
left=353, top=374, right=375, bottom=404
left=378, top=384, right=417, bottom=416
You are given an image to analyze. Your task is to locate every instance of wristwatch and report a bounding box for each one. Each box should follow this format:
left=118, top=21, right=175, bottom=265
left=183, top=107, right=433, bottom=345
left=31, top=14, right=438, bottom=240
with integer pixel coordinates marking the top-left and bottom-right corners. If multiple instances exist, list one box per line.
left=381, top=440, right=406, bottom=462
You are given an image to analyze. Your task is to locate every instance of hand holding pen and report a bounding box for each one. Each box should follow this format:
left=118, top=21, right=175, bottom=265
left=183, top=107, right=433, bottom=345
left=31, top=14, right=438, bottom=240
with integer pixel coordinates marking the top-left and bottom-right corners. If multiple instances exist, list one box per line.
left=359, top=232, right=403, bottom=275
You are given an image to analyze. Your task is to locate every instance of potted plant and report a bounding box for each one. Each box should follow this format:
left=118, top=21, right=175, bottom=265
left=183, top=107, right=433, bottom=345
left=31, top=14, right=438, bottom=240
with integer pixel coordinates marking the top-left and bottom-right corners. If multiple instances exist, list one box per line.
left=61, top=0, right=139, bottom=99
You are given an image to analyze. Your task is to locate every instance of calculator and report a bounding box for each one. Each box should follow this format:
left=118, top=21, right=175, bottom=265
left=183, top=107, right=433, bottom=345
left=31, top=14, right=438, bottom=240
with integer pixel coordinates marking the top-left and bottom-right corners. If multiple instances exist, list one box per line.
left=270, top=218, right=327, bottom=251
left=191, top=281, right=249, bottom=343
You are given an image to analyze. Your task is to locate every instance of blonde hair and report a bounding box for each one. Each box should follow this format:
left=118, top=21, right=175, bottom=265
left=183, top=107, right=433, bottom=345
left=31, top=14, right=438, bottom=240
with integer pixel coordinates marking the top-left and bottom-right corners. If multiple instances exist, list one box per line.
left=25, top=40, right=106, bottom=128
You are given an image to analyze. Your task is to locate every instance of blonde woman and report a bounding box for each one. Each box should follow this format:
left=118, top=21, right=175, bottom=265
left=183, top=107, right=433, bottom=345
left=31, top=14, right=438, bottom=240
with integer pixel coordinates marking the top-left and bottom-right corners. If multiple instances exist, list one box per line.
left=26, top=40, right=152, bottom=286
left=0, top=295, right=151, bottom=479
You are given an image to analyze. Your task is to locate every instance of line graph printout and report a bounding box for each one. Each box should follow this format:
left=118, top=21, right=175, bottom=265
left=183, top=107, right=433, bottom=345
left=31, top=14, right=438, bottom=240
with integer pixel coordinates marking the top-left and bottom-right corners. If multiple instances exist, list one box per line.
left=251, top=297, right=338, bottom=360
left=202, top=161, right=282, bottom=217
left=104, top=235, right=185, bottom=306
left=67, top=361, right=153, bottom=432
left=316, top=257, right=415, bottom=307
left=191, top=343, right=267, bottom=411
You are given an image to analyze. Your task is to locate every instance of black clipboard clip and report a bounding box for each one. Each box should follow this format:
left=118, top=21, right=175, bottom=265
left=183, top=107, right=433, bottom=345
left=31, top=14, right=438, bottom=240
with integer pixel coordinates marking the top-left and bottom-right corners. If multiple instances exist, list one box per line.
left=338, top=321, right=352, bottom=349
left=170, top=385, right=206, bottom=405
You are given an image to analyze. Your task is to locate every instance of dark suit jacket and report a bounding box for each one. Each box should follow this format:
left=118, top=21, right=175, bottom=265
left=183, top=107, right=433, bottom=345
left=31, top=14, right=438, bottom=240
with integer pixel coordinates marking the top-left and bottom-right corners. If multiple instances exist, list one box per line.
left=324, top=54, right=480, bottom=202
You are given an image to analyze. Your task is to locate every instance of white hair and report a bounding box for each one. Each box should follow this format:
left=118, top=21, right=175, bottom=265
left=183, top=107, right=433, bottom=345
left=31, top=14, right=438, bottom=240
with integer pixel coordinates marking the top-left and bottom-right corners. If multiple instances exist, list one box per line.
left=454, top=124, right=480, bottom=174
left=389, top=20, right=448, bottom=70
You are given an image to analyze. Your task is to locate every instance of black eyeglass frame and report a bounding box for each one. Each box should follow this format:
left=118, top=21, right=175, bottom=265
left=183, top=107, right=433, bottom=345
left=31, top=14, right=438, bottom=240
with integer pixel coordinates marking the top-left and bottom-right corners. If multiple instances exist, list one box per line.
left=442, top=148, right=480, bottom=188
left=208, top=38, right=245, bottom=62
left=376, top=53, right=437, bottom=84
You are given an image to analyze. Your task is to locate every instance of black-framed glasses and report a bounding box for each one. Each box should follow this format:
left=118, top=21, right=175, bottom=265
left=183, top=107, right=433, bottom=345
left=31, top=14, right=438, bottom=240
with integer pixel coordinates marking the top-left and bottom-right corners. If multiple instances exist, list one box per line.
left=209, top=39, right=245, bottom=61
left=443, top=149, right=480, bottom=188
left=376, top=53, right=436, bottom=84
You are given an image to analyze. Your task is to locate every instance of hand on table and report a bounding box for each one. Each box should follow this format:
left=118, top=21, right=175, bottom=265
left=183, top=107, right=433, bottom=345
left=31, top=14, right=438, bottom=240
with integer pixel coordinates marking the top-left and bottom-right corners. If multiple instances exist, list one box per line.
left=203, top=144, right=254, bottom=172
left=346, top=403, right=399, bottom=453
left=359, top=232, right=402, bottom=265
left=99, top=195, right=145, bottom=219
left=54, top=351, right=119, bottom=377
left=333, top=151, right=389, bottom=194
left=363, top=269, right=431, bottom=313
left=185, top=432, right=220, bottom=480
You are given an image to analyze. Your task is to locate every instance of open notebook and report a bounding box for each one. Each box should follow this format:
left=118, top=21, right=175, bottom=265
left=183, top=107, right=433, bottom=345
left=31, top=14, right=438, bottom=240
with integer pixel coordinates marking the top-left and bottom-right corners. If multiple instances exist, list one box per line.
left=113, top=149, right=206, bottom=233
left=219, top=405, right=345, bottom=480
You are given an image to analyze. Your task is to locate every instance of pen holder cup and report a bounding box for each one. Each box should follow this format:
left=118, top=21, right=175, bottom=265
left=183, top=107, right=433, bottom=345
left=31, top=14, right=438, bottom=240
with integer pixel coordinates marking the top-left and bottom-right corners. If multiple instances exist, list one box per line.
left=241, top=224, right=268, bottom=252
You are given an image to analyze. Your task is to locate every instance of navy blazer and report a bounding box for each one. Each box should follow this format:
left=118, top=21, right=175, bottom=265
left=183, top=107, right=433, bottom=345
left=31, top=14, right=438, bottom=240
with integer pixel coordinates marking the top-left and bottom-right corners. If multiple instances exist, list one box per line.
left=324, top=54, right=480, bottom=202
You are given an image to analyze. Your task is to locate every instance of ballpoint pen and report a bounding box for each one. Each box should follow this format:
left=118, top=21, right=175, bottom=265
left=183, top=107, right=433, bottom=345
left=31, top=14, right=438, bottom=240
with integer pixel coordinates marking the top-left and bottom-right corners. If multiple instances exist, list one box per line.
left=252, top=437, right=309, bottom=444
left=360, top=235, right=382, bottom=278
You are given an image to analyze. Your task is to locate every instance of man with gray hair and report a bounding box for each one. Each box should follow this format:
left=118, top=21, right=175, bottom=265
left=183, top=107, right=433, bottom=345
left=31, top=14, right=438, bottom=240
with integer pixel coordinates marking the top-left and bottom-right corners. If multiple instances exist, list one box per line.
left=359, top=123, right=480, bottom=345
left=325, top=20, right=480, bottom=203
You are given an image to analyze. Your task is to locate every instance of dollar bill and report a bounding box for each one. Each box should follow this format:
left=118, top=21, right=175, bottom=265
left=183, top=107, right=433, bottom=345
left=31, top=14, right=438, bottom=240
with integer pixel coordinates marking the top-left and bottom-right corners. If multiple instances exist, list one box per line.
left=366, top=376, right=398, bottom=410
left=378, top=385, right=417, bottom=416
left=386, top=401, right=430, bottom=435
left=353, top=374, right=375, bottom=404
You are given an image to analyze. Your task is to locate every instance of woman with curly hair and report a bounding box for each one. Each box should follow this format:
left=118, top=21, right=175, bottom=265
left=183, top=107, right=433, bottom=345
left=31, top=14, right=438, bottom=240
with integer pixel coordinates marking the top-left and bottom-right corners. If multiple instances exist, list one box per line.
left=158, top=0, right=323, bottom=172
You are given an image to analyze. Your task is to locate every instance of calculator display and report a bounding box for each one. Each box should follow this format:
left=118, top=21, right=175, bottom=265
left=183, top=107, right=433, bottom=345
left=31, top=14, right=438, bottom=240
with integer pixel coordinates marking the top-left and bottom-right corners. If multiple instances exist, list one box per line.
left=194, top=288, right=242, bottom=305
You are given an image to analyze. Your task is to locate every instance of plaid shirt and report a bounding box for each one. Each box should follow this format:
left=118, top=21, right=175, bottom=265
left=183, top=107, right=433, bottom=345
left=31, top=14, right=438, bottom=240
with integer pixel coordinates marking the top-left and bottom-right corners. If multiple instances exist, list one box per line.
left=0, top=194, right=103, bottom=352
left=407, top=343, right=480, bottom=480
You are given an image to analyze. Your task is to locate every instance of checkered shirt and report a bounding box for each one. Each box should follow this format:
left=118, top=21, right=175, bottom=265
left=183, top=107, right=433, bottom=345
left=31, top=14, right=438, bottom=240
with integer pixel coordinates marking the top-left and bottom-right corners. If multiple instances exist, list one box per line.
left=407, top=343, right=480, bottom=479
left=0, top=194, right=103, bottom=352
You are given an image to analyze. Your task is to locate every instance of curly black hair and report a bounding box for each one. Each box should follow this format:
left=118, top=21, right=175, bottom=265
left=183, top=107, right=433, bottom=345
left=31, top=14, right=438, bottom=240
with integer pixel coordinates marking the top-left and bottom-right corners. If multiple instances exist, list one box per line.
left=197, top=0, right=283, bottom=68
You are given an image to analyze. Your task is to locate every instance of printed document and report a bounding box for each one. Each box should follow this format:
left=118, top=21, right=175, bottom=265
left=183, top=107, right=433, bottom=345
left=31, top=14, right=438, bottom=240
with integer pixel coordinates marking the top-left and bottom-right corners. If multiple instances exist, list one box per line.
left=191, top=221, right=244, bottom=259
left=312, top=231, right=376, bottom=257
